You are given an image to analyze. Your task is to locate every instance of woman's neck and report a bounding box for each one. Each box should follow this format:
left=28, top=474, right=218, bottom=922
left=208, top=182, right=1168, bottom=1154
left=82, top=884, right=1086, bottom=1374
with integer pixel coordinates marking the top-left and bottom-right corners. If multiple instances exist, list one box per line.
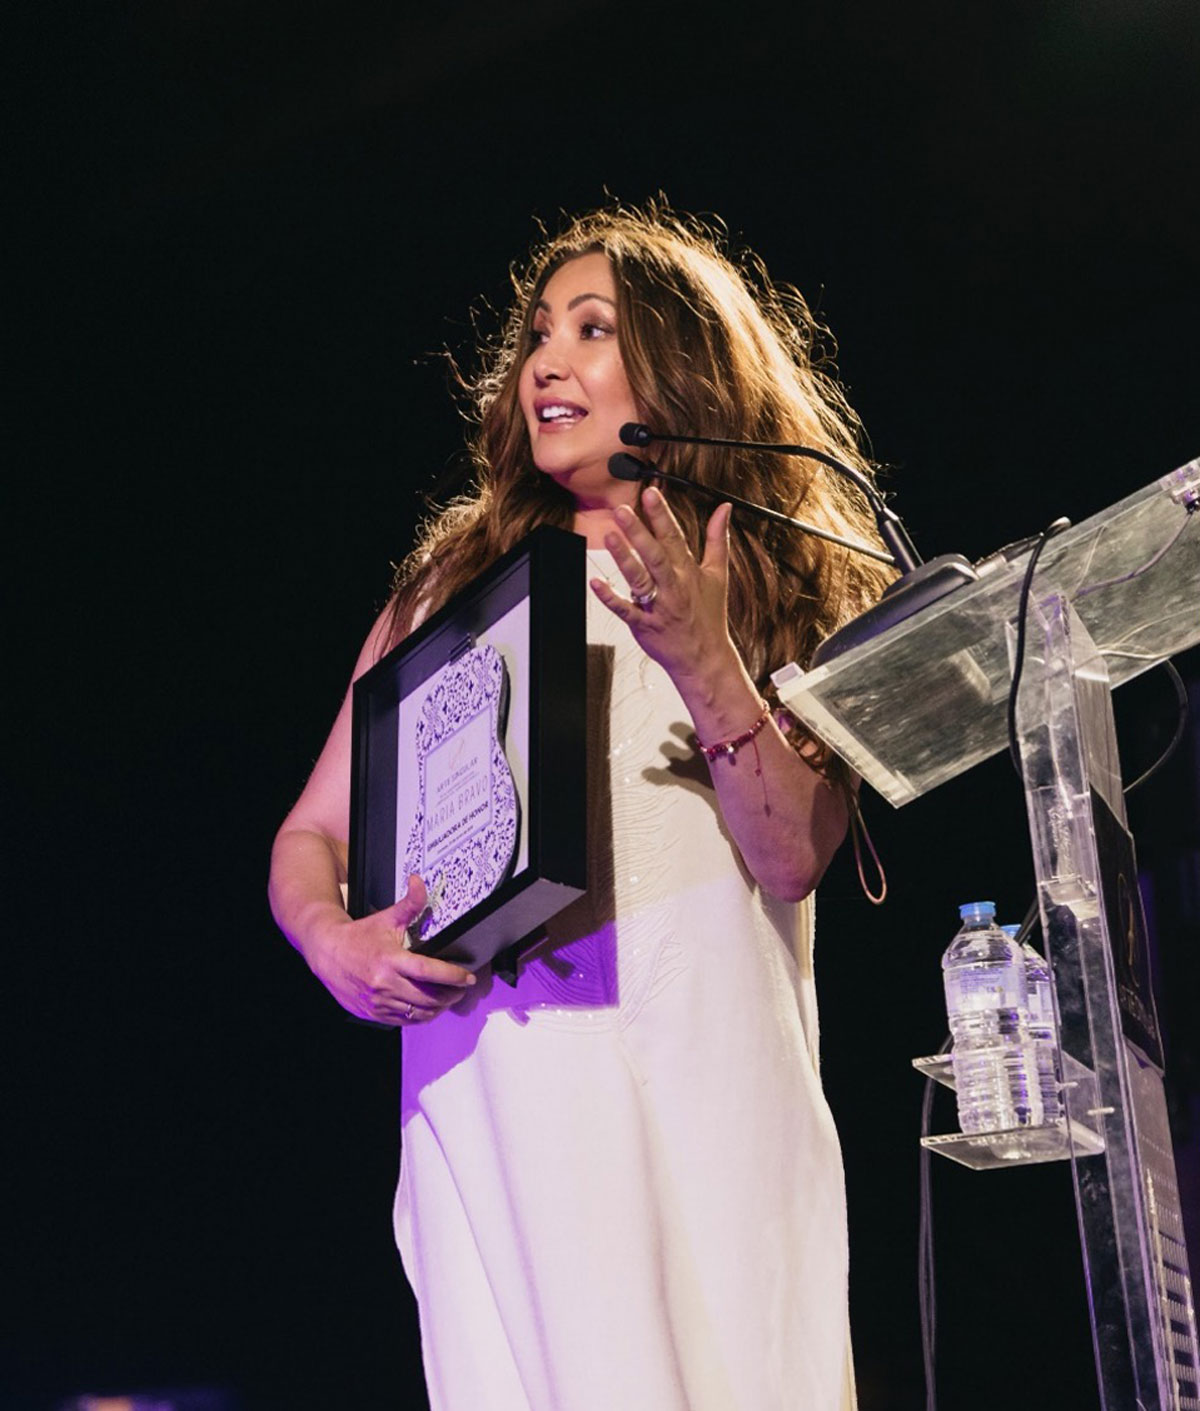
left=571, top=485, right=640, bottom=548
left=572, top=505, right=630, bottom=548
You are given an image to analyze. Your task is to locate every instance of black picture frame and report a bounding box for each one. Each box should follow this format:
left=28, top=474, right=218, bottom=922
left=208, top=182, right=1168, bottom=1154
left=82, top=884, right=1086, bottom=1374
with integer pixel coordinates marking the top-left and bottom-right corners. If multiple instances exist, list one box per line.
left=348, top=525, right=587, bottom=969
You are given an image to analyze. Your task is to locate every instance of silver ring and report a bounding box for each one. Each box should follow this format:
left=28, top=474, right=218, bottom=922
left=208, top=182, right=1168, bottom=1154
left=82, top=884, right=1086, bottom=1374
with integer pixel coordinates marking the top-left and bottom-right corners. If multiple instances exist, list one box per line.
left=630, top=583, right=658, bottom=609
left=403, top=1002, right=416, bottom=1021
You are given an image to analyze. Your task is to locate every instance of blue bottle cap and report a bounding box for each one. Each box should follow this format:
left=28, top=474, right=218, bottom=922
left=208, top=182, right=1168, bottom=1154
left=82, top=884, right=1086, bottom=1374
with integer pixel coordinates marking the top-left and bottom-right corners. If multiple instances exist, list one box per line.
left=958, top=900, right=996, bottom=923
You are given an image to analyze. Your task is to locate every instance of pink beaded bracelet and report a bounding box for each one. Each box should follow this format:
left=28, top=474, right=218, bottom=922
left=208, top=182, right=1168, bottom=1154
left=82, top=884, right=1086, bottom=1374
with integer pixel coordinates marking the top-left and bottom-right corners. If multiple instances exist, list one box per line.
left=696, top=700, right=772, bottom=767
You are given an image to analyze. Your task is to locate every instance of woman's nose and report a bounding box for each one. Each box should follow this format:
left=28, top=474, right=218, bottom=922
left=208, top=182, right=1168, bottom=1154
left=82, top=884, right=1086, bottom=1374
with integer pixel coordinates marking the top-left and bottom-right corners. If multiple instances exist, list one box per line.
left=531, top=339, right=567, bottom=385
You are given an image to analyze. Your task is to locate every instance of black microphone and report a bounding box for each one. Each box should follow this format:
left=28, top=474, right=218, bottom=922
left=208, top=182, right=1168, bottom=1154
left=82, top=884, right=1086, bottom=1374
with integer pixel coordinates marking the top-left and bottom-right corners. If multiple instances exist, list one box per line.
left=614, top=423, right=978, bottom=664
left=608, top=453, right=895, bottom=565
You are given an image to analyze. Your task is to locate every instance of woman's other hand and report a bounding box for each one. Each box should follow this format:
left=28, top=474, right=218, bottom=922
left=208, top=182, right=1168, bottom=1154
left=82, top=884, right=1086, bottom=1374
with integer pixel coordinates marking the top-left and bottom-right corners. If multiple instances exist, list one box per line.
left=305, top=874, right=477, bottom=1027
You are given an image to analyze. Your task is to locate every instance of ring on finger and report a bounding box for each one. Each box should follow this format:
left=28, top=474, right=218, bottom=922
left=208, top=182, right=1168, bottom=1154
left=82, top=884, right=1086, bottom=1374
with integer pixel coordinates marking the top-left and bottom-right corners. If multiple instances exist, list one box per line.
left=630, top=583, right=658, bottom=609
left=402, top=1002, right=416, bottom=1021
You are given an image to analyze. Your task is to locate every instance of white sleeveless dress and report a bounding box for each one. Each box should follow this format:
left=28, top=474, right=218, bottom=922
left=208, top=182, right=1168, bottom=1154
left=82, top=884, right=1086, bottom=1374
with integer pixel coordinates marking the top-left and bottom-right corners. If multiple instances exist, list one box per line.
left=394, top=553, right=856, bottom=1411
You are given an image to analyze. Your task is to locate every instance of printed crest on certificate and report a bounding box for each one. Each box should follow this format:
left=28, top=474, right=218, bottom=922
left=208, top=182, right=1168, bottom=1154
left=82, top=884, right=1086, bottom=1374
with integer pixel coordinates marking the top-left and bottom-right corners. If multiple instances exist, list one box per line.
left=402, top=643, right=520, bottom=940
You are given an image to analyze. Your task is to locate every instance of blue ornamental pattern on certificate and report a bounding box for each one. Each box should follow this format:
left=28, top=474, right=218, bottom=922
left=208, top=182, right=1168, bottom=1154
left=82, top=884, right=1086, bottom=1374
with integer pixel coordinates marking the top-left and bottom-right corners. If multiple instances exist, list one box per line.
left=403, top=643, right=520, bottom=941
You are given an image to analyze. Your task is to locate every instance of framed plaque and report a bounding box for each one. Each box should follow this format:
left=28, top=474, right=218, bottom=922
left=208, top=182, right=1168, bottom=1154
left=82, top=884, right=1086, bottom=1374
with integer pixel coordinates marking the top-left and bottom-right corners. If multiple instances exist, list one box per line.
left=348, top=525, right=587, bottom=970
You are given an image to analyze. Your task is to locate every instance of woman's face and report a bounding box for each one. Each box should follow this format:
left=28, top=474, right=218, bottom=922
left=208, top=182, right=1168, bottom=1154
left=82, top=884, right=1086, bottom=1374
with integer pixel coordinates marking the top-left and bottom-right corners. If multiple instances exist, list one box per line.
left=518, top=251, right=641, bottom=509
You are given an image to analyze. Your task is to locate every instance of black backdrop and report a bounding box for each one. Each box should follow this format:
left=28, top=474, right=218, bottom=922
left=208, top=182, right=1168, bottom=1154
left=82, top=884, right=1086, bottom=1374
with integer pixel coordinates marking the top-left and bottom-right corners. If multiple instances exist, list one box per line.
left=11, top=4, right=1200, bottom=1409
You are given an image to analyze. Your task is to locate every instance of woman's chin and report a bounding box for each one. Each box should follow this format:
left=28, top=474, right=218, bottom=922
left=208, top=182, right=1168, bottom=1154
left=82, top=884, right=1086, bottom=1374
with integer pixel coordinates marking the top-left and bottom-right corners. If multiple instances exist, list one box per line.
left=535, top=460, right=613, bottom=501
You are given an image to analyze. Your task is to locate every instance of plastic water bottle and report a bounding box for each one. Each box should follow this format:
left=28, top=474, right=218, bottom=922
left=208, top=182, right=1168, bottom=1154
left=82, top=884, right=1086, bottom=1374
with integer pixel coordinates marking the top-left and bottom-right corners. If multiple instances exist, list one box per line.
left=942, top=902, right=1043, bottom=1132
left=1002, top=923, right=1064, bottom=1125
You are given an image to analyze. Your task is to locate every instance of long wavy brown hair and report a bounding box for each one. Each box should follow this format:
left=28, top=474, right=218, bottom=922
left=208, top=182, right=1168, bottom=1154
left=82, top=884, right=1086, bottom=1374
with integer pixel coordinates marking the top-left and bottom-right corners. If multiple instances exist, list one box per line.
left=387, top=202, right=895, bottom=774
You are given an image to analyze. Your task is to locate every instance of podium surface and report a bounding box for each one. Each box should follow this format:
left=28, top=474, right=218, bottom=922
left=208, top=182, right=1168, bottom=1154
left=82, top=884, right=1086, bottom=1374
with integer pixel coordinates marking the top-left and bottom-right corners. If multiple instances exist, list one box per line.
left=774, top=459, right=1200, bottom=807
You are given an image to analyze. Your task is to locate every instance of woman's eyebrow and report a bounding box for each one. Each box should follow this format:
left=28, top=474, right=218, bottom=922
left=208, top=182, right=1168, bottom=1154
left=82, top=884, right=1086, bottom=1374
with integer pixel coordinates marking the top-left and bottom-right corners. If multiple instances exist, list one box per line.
left=534, top=292, right=617, bottom=313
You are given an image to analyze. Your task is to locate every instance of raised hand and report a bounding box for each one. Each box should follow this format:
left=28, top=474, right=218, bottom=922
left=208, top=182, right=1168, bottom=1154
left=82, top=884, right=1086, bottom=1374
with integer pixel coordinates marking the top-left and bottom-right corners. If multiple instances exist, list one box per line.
left=589, top=486, right=739, bottom=689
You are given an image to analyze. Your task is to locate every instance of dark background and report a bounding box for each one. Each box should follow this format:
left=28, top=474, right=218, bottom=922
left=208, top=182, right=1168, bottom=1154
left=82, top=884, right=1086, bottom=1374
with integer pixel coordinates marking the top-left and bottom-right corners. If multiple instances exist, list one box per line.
left=11, top=3, right=1200, bottom=1408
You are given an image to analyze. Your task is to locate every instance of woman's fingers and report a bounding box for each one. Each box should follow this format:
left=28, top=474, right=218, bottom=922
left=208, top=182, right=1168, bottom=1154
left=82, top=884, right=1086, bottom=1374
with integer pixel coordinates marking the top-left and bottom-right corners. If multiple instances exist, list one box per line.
left=603, top=491, right=731, bottom=607
left=701, top=500, right=732, bottom=574
left=385, top=873, right=428, bottom=931
left=589, top=574, right=639, bottom=621
left=603, top=489, right=694, bottom=601
left=595, top=490, right=733, bottom=618
left=358, top=967, right=472, bottom=1026
left=591, top=492, right=738, bottom=685
left=392, top=932, right=477, bottom=1023
left=637, top=486, right=691, bottom=557
left=611, top=493, right=684, bottom=578
left=399, top=947, right=477, bottom=990
left=603, top=518, right=656, bottom=599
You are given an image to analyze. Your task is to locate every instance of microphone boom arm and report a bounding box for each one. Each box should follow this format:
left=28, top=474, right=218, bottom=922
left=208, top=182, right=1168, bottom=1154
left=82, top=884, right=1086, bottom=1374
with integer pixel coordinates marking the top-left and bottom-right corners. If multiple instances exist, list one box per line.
left=609, top=454, right=895, bottom=566
left=614, top=423, right=979, bottom=665
left=620, top=424, right=919, bottom=571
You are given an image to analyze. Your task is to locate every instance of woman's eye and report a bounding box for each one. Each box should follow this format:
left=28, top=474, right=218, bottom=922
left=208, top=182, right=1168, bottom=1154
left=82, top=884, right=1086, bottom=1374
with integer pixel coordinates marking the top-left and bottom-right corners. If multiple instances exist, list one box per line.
left=580, top=321, right=613, bottom=339
left=528, top=327, right=548, bottom=347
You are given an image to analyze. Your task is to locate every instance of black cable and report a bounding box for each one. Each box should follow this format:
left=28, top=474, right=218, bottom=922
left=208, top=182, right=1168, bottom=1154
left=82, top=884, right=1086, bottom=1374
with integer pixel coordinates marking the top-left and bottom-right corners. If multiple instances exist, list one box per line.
left=1006, top=517, right=1072, bottom=776
left=1122, top=658, right=1190, bottom=796
left=1074, top=512, right=1195, bottom=602
left=1009, top=574, right=1191, bottom=944
left=918, top=1034, right=951, bottom=1411
left=1011, top=894, right=1042, bottom=948
left=930, top=523, right=1064, bottom=1404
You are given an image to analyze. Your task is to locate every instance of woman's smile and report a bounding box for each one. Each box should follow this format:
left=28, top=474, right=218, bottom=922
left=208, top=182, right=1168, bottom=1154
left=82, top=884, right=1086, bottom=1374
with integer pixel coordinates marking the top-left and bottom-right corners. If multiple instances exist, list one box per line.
left=533, top=396, right=588, bottom=428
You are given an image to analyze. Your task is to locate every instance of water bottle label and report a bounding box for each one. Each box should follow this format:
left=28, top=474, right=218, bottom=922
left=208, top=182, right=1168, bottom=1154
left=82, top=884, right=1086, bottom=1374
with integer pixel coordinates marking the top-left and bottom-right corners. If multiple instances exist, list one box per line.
left=946, top=971, right=1023, bottom=1012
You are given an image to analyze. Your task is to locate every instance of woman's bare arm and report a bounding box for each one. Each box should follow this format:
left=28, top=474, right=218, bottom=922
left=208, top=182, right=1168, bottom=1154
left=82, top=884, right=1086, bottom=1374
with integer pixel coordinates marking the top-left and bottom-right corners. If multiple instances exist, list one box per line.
left=590, top=487, right=849, bottom=901
left=268, top=609, right=476, bottom=1025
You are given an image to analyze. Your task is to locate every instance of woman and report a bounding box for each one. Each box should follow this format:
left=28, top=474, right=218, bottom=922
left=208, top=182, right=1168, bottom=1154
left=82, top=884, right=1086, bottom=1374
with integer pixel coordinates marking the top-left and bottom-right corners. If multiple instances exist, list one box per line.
left=269, top=203, right=892, bottom=1411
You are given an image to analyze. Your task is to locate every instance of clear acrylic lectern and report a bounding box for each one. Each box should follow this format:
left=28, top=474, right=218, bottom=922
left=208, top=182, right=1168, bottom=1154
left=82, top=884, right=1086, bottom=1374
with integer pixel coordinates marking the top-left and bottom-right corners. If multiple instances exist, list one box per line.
left=773, top=458, right=1200, bottom=1410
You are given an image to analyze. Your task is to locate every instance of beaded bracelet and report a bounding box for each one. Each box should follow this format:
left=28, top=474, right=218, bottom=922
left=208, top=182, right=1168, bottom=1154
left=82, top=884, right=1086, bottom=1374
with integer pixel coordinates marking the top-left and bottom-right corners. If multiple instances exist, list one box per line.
left=696, top=700, right=772, bottom=770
